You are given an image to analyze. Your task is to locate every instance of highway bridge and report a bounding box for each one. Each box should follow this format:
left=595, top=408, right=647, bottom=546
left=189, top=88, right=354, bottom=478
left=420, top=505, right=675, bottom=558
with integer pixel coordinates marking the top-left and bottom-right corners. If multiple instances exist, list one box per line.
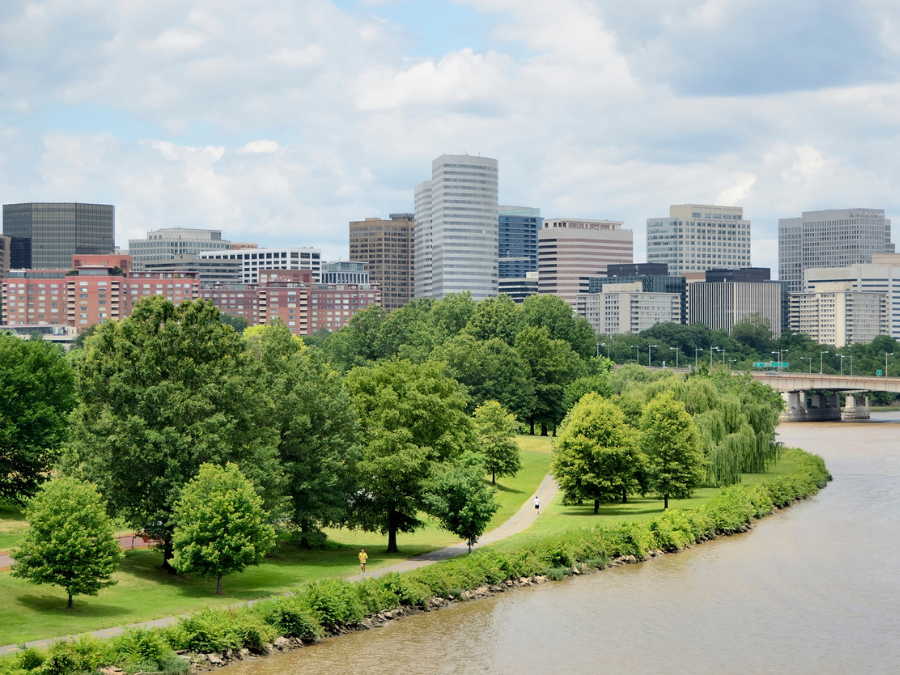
left=751, top=372, right=900, bottom=421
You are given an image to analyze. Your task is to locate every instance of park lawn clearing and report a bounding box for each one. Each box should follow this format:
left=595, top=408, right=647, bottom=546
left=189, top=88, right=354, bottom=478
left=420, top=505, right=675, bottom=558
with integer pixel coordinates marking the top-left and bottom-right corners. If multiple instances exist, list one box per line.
left=0, top=503, right=26, bottom=552
left=0, top=438, right=552, bottom=646
left=490, top=450, right=800, bottom=552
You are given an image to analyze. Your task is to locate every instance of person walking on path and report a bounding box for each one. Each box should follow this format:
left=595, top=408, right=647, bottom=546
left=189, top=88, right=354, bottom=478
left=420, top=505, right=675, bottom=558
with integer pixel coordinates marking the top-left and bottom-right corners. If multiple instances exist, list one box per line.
left=534, top=495, right=540, bottom=515
left=358, top=548, right=368, bottom=574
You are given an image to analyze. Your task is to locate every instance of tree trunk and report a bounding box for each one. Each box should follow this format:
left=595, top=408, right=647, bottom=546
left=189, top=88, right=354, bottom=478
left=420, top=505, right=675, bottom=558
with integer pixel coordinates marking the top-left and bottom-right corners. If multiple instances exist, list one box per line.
left=386, top=510, right=399, bottom=553
left=593, top=499, right=599, bottom=515
left=664, top=494, right=669, bottom=510
left=216, top=575, right=223, bottom=595
left=67, top=593, right=73, bottom=609
left=162, top=537, right=177, bottom=574
left=491, top=470, right=496, bottom=485
left=529, top=417, right=535, bottom=435
left=540, top=421, right=548, bottom=437
left=622, top=487, right=628, bottom=504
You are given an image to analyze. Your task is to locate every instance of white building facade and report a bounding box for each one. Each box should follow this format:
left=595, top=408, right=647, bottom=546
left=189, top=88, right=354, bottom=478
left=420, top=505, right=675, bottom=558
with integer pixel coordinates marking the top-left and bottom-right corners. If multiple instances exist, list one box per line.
left=413, top=155, right=499, bottom=300
left=688, top=281, right=783, bottom=338
left=577, top=282, right=680, bottom=335
left=791, top=282, right=888, bottom=347
left=779, top=208, right=894, bottom=294
left=129, top=228, right=232, bottom=268
left=198, top=248, right=321, bottom=284
left=647, top=204, right=751, bottom=276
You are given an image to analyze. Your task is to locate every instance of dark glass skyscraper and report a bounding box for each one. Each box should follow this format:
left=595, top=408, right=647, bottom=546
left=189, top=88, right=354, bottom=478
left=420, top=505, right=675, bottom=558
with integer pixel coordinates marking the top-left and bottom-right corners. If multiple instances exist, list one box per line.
left=498, top=206, right=540, bottom=279
left=3, top=202, right=115, bottom=269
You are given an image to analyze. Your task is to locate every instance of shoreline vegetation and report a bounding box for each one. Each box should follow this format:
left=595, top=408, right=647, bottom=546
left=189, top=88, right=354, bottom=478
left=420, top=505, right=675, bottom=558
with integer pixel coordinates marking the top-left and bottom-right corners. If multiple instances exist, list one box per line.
left=0, top=448, right=830, bottom=675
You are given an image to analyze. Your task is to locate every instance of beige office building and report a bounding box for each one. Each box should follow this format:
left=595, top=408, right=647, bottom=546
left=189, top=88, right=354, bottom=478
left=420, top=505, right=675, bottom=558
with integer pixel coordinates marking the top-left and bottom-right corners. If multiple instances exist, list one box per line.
left=577, top=282, right=680, bottom=335
left=349, top=214, right=414, bottom=311
left=647, top=204, right=751, bottom=276
left=791, top=282, right=888, bottom=347
left=538, top=218, right=633, bottom=307
left=688, top=281, right=783, bottom=338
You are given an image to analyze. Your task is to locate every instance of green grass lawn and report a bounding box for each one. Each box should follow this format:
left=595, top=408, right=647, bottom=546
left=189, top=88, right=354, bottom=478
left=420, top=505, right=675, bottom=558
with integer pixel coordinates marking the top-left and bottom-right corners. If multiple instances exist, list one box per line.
left=488, top=450, right=800, bottom=552
left=0, top=438, right=552, bottom=646
left=0, top=503, right=27, bottom=552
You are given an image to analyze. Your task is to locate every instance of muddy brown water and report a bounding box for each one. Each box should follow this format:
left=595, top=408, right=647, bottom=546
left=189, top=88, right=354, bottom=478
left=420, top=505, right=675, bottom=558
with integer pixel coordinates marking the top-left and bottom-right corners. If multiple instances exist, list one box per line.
left=225, top=413, right=900, bottom=674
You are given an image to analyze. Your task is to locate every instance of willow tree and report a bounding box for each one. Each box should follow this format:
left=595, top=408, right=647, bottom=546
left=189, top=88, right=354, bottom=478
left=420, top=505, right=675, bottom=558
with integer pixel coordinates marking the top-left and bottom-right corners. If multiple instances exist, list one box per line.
left=552, top=393, right=644, bottom=512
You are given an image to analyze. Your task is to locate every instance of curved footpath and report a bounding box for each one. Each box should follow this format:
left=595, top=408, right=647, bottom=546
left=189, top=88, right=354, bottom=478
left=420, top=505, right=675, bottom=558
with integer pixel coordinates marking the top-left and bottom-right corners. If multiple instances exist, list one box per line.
left=0, top=474, right=559, bottom=656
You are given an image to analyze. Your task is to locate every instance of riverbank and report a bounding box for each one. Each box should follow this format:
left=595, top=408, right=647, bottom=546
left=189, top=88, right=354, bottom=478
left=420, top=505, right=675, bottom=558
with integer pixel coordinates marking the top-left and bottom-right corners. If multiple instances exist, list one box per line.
left=0, top=448, right=830, bottom=675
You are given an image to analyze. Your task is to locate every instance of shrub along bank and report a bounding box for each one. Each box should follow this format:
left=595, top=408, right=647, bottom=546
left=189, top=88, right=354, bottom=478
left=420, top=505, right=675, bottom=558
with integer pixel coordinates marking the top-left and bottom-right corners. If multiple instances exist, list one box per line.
left=0, top=448, right=830, bottom=675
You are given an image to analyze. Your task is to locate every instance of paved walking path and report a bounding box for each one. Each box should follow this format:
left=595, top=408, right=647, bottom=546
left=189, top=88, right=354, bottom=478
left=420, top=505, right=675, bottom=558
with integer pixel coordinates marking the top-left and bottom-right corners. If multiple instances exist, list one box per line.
left=0, top=534, right=157, bottom=571
left=0, top=475, right=559, bottom=656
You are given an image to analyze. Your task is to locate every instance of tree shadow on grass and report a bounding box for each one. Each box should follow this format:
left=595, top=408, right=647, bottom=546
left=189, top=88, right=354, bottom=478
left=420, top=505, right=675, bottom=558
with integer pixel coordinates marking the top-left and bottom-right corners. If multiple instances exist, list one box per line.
left=555, top=501, right=666, bottom=518
left=488, top=481, right=523, bottom=494
left=16, top=594, right=129, bottom=618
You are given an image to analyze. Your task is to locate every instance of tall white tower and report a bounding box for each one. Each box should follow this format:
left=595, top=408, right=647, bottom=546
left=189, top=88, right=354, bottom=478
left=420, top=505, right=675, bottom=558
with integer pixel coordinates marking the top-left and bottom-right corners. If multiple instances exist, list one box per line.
left=414, top=154, right=499, bottom=300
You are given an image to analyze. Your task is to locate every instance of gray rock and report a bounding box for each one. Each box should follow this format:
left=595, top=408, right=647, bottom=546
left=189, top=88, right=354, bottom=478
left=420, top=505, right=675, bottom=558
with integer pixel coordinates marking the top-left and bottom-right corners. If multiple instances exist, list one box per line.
left=571, top=566, right=581, bottom=575
left=205, top=654, right=223, bottom=666
left=534, top=576, right=547, bottom=584
left=274, top=637, right=290, bottom=649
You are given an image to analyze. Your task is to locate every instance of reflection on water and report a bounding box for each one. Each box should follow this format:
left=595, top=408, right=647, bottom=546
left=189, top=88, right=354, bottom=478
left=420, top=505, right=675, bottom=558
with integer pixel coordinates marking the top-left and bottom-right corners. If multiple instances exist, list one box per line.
left=226, top=414, right=900, bottom=674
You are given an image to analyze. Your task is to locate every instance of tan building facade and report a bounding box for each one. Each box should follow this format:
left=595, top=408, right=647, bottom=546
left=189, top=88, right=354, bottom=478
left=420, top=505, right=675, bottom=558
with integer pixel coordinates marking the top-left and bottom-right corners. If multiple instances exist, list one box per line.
left=577, top=282, right=680, bottom=335
left=349, top=214, right=414, bottom=311
left=538, top=218, right=633, bottom=307
left=648, top=204, right=751, bottom=276
left=791, top=282, right=888, bottom=347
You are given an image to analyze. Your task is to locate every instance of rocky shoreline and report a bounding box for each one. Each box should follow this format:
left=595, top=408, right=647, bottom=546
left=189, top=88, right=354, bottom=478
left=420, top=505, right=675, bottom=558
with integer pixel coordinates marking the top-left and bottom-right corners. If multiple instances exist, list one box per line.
left=186, top=519, right=768, bottom=672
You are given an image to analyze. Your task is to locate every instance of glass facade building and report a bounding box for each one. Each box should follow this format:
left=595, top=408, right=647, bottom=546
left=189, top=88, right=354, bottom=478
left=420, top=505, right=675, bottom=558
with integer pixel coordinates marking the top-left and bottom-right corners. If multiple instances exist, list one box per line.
left=3, top=202, right=115, bottom=270
left=499, top=207, right=540, bottom=279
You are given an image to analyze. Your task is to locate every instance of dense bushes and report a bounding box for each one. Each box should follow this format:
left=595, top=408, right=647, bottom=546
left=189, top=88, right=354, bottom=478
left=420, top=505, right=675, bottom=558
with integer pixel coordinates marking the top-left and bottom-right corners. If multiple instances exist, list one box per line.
left=0, top=448, right=830, bottom=675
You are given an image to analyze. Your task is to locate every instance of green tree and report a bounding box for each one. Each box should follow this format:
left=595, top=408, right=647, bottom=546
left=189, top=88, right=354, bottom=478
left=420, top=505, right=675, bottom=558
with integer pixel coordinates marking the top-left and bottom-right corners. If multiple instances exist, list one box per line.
left=12, top=477, right=122, bottom=608
left=552, top=393, right=644, bottom=512
left=473, top=401, right=521, bottom=484
left=562, top=374, right=613, bottom=412
left=432, top=334, right=536, bottom=420
left=71, top=324, right=98, bottom=350
left=344, top=360, right=476, bottom=552
left=171, top=463, right=276, bottom=595
left=731, top=313, right=773, bottom=352
left=69, top=297, right=281, bottom=570
left=423, top=454, right=500, bottom=552
left=463, top=294, right=522, bottom=345
left=220, top=313, right=249, bottom=334
left=0, top=334, right=75, bottom=503
left=520, top=294, right=597, bottom=359
left=640, top=392, right=706, bottom=509
left=515, top=325, right=585, bottom=435
left=430, top=292, right=476, bottom=337
left=245, top=322, right=359, bottom=542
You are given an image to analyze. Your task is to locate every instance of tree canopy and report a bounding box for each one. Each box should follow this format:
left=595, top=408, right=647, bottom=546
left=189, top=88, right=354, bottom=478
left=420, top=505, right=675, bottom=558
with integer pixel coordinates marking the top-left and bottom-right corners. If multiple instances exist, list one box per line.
left=473, top=400, right=522, bottom=485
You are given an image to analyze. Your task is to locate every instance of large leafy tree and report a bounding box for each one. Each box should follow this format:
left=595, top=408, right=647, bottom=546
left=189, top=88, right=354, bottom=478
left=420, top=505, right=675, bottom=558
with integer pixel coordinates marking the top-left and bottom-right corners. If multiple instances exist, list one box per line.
left=0, top=334, right=75, bottom=503
left=463, top=294, right=522, bottom=345
left=171, top=463, right=276, bottom=595
left=423, top=454, right=499, bottom=552
left=344, top=360, right=476, bottom=552
left=562, top=374, right=613, bottom=412
left=552, top=393, right=644, bottom=512
left=245, top=322, right=359, bottom=541
left=12, top=477, right=122, bottom=608
left=515, top=325, right=585, bottom=435
left=69, top=297, right=281, bottom=570
left=473, top=400, right=521, bottom=485
left=520, top=294, right=597, bottom=359
left=432, top=334, right=535, bottom=420
left=640, top=392, right=706, bottom=509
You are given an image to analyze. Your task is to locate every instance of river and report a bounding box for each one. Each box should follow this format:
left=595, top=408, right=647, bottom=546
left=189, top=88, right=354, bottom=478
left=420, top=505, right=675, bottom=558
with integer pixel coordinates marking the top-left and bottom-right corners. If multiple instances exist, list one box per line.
left=226, top=413, right=900, bottom=674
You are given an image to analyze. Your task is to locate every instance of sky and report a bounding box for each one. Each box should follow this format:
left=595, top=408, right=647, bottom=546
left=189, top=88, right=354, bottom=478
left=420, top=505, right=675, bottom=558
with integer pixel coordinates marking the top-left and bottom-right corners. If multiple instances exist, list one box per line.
left=2, top=0, right=900, bottom=274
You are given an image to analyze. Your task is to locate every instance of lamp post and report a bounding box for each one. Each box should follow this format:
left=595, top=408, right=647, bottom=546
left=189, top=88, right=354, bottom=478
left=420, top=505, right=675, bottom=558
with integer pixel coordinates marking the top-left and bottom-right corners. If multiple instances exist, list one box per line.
left=886, top=353, right=893, bottom=378
left=631, top=345, right=640, bottom=364
left=772, top=349, right=788, bottom=373
left=839, top=354, right=846, bottom=376
left=820, top=350, right=828, bottom=375
left=710, top=347, right=718, bottom=368
left=721, top=348, right=726, bottom=366
left=648, top=344, right=657, bottom=367
left=670, top=347, right=680, bottom=368
left=730, top=359, right=738, bottom=371
left=694, top=347, right=703, bottom=369
left=849, top=356, right=853, bottom=376
left=800, top=356, right=812, bottom=373
left=601, top=342, right=610, bottom=359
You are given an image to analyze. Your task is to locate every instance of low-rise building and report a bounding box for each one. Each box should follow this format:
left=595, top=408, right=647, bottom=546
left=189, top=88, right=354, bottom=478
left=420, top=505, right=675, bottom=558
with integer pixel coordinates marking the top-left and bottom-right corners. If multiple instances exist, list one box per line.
left=320, top=261, right=369, bottom=285
left=198, top=247, right=321, bottom=285
left=578, top=282, right=681, bottom=335
left=791, top=282, right=888, bottom=347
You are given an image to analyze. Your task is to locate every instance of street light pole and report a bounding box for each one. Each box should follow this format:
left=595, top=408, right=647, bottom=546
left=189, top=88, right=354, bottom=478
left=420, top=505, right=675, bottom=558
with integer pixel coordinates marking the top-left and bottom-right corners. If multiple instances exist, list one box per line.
left=839, top=354, right=846, bottom=376
left=601, top=342, right=610, bottom=359
left=849, top=356, right=853, bottom=376
left=695, top=347, right=702, bottom=369
left=801, top=356, right=811, bottom=373
left=886, top=353, right=893, bottom=378
left=631, top=345, right=640, bottom=364
left=820, top=351, right=828, bottom=375
left=670, top=347, right=679, bottom=368
left=710, top=347, right=718, bottom=368
left=648, top=344, right=657, bottom=367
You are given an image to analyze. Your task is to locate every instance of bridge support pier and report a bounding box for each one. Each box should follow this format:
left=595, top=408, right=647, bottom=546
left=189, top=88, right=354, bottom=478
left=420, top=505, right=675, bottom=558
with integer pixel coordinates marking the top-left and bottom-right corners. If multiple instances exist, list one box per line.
left=843, top=395, right=870, bottom=420
left=780, top=391, right=842, bottom=422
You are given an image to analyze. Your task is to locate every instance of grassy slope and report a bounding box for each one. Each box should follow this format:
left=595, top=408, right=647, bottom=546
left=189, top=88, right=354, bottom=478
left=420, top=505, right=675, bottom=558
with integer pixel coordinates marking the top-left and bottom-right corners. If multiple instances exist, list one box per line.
left=0, top=439, right=552, bottom=646
left=0, top=504, right=26, bottom=552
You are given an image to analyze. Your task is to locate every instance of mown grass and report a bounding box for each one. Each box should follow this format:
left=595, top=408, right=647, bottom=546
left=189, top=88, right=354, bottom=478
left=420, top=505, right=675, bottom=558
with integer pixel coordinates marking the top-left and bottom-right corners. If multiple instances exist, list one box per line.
left=0, top=504, right=27, bottom=553
left=0, top=440, right=552, bottom=646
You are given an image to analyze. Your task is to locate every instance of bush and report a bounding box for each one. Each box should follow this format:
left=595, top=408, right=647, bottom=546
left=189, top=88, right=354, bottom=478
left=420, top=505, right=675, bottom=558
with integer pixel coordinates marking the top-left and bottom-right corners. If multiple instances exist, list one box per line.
left=373, top=573, right=430, bottom=608
left=301, top=579, right=365, bottom=628
left=254, top=596, right=324, bottom=641
left=41, top=636, right=107, bottom=675
left=546, top=567, right=570, bottom=581
left=165, top=608, right=275, bottom=653
left=647, top=510, right=696, bottom=551
left=16, top=648, right=45, bottom=672
left=113, top=629, right=173, bottom=668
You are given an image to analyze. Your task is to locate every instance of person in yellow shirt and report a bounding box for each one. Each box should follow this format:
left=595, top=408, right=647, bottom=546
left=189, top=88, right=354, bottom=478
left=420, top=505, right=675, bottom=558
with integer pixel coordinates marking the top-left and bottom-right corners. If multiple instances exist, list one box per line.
left=358, top=548, right=368, bottom=574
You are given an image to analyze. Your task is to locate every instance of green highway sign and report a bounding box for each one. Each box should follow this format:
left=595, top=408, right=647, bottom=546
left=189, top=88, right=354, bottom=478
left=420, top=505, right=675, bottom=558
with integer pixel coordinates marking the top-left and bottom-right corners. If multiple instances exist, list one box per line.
left=877, top=370, right=883, bottom=376
left=754, top=361, right=789, bottom=368
left=773, top=362, right=789, bottom=368
left=753, top=362, right=767, bottom=368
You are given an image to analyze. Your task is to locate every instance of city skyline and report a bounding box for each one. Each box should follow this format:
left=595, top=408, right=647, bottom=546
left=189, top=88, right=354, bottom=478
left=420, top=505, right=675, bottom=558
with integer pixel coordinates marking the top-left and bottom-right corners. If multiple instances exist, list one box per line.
left=1, top=2, right=899, bottom=273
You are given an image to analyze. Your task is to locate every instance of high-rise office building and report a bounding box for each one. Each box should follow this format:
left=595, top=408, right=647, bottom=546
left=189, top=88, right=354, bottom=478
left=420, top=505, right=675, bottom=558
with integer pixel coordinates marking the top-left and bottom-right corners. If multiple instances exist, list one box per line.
left=414, top=155, right=499, bottom=300
left=647, top=204, right=750, bottom=276
left=129, top=228, right=232, bottom=268
left=198, top=247, right=321, bottom=284
left=688, top=280, right=783, bottom=338
left=537, top=218, right=633, bottom=307
left=0, top=235, right=10, bottom=276
left=349, top=214, right=414, bottom=311
left=3, top=202, right=115, bottom=269
left=499, top=207, right=540, bottom=279
left=779, top=208, right=894, bottom=294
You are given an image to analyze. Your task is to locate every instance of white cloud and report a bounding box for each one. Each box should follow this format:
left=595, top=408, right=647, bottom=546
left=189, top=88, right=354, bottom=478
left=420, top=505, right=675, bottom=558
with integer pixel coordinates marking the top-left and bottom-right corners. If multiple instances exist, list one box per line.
left=237, top=140, right=280, bottom=154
